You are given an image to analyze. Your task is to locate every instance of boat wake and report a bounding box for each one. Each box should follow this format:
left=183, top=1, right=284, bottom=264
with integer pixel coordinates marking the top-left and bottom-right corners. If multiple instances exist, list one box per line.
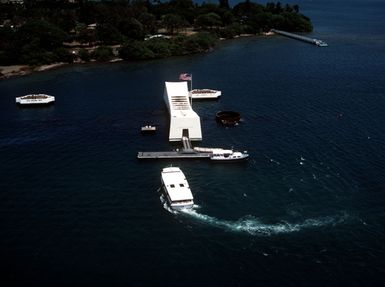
left=178, top=209, right=349, bottom=236
left=159, top=194, right=349, bottom=236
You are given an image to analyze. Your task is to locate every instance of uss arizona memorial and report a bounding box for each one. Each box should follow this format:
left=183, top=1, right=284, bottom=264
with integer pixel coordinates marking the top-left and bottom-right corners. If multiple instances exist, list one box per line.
left=164, top=81, right=202, bottom=142
left=137, top=81, right=248, bottom=161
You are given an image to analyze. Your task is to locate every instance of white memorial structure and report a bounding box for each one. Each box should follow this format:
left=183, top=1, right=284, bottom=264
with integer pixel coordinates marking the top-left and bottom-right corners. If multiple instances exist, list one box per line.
left=163, top=81, right=202, bottom=142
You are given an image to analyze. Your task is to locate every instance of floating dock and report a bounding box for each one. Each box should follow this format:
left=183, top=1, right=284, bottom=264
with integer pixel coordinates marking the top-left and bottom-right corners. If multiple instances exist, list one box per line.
left=138, top=136, right=210, bottom=159
left=137, top=150, right=211, bottom=159
left=271, top=29, right=328, bottom=47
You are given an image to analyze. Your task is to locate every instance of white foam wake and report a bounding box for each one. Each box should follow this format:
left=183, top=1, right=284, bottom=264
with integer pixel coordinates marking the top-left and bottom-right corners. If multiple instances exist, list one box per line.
left=178, top=209, right=349, bottom=236
left=159, top=194, right=178, bottom=214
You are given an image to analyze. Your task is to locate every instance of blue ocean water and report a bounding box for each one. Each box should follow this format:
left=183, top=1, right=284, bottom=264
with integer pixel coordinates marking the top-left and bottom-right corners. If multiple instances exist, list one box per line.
left=1, top=0, right=385, bottom=285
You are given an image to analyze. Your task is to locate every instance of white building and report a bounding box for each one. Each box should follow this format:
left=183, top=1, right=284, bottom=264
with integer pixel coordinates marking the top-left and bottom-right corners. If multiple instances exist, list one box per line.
left=163, top=81, right=202, bottom=142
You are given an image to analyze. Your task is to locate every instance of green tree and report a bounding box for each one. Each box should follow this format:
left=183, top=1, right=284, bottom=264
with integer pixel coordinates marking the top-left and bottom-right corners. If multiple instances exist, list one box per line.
left=96, top=23, right=122, bottom=45
left=219, top=0, right=230, bottom=9
left=118, top=18, right=145, bottom=40
left=161, top=13, right=185, bottom=35
left=92, top=46, right=113, bottom=61
left=145, top=38, right=172, bottom=58
left=138, top=12, right=157, bottom=35
left=16, top=20, right=68, bottom=50
left=119, top=41, right=155, bottom=60
left=78, top=48, right=91, bottom=62
left=54, top=47, right=74, bottom=63
left=195, top=13, right=222, bottom=30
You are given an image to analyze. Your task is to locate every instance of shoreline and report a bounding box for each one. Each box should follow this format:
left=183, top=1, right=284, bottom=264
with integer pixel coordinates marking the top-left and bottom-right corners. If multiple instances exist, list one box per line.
left=0, top=60, right=122, bottom=80
left=0, top=33, right=274, bottom=81
left=0, top=63, right=68, bottom=80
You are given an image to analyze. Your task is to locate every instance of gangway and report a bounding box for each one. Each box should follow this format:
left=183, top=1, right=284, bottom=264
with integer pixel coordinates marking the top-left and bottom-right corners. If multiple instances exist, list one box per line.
left=182, top=136, right=193, bottom=151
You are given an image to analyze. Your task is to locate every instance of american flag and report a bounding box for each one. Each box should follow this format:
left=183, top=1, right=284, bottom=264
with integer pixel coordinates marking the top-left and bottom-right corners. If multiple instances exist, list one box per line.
left=179, top=73, right=192, bottom=81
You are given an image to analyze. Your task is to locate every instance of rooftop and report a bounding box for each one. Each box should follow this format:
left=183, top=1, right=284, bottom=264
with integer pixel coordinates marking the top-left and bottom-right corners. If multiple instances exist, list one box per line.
left=162, top=167, right=193, bottom=202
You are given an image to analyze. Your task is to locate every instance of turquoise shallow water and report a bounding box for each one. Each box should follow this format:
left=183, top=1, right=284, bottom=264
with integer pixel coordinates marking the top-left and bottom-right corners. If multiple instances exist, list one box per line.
left=1, top=1, right=385, bottom=285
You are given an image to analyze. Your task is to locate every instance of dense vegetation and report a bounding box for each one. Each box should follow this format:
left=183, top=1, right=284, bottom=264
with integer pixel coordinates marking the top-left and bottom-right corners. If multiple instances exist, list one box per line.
left=0, top=0, right=312, bottom=66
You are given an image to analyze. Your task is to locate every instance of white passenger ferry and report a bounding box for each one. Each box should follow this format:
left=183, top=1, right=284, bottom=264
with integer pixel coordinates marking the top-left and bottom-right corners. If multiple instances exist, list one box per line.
left=189, top=89, right=221, bottom=99
left=194, top=147, right=249, bottom=161
left=16, top=94, right=55, bottom=105
left=161, top=167, right=194, bottom=210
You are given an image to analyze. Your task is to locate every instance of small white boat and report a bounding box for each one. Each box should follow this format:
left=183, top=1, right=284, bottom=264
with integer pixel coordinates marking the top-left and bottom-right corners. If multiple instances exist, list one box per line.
left=314, top=39, right=328, bottom=47
left=141, top=125, right=157, bottom=133
left=161, top=167, right=194, bottom=210
left=16, top=94, right=55, bottom=105
left=194, top=147, right=249, bottom=161
left=210, top=149, right=249, bottom=161
left=189, top=89, right=221, bottom=99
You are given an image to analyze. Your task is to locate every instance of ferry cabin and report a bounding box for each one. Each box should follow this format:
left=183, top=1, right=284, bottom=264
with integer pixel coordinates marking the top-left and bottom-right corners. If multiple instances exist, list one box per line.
left=161, top=167, right=194, bottom=209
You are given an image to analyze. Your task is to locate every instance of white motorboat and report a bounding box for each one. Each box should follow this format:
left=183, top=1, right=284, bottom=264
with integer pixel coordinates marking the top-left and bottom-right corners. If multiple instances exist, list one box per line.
left=210, top=149, right=249, bottom=161
left=193, top=147, right=249, bottom=161
left=314, top=39, right=328, bottom=47
left=189, top=89, right=221, bottom=99
left=16, top=94, right=55, bottom=105
left=141, top=125, right=157, bottom=133
left=161, top=167, right=194, bottom=210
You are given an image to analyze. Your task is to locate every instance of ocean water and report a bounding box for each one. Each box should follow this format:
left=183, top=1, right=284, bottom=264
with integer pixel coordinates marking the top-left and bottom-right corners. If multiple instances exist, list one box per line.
left=1, top=0, right=385, bottom=286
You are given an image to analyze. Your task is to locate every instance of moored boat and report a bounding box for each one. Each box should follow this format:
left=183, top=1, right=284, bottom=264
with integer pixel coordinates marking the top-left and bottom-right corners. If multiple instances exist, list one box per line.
left=141, top=125, right=157, bottom=133
left=210, top=149, right=249, bottom=161
left=189, top=89, right=221, bottom=99
left=193, top=147, right=249, bottom=161
left=314, top=39, right=328, bottom=47
left=161, top=167, right=194, bottom=210
left=16, top=94, right=55, bottom=105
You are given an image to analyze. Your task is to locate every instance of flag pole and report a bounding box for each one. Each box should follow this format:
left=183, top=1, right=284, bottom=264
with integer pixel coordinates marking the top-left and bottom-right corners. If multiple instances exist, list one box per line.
left=190, top=74, right=193, bottom=107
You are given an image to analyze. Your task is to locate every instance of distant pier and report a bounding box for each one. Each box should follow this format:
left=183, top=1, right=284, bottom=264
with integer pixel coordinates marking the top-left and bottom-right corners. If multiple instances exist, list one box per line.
left=271, top=29, right=328, bottom=47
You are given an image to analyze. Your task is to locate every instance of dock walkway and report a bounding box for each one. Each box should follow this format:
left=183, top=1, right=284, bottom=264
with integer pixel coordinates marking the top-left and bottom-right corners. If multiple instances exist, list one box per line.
left=137, top=150, right=211, bottom=159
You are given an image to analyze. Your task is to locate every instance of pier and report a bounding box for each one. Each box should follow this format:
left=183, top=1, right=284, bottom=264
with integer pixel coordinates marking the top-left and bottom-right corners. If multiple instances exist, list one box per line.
left=137, top=149, right=211, bottom=159
left=271, top=29, right=328, bottom=47
left=137, top=136, right=206, bottom=159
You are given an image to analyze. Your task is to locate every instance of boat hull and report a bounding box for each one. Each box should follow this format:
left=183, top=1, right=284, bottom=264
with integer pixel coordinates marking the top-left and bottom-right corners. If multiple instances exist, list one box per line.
left=210, top=155, right=249, bottom=162
left=16, top=94, right=55, bottom=105
left=16, top=100, right=54, bottom=105
left=189, top=89, right=221, bottom=99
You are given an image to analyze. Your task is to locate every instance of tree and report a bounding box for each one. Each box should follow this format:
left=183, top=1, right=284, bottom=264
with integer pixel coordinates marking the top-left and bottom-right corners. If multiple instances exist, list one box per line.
left=78, top=48, right=91, bottom=62
left=119, top=40, right=155, bottom=60
left=96, top=23, right=122, bottom=45
left=92, top=46, right=113, bottom=61
left=77, top=25, right=97, bottom=46
left=138, top=12, right=157, bottom=35
left=219, top=0, right=229, bottom=9
left=118, top=18, right=145, bottom=40
left=16, top=20, right=68, bottom=50
left=54, top=47, right=75, bottom=63
left=161, top=14, right=185, bottom=35
left=195, top=13, right=222, bottom=30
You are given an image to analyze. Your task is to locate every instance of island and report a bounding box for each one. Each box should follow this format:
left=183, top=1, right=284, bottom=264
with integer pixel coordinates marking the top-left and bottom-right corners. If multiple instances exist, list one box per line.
left=0, top=0, right=312, bottom=78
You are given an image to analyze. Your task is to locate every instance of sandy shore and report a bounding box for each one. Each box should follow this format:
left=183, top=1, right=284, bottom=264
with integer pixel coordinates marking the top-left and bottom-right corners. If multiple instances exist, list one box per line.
left=0, top=65, right=31, bottom=79
left=0, top=63, right=67, bottom=80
